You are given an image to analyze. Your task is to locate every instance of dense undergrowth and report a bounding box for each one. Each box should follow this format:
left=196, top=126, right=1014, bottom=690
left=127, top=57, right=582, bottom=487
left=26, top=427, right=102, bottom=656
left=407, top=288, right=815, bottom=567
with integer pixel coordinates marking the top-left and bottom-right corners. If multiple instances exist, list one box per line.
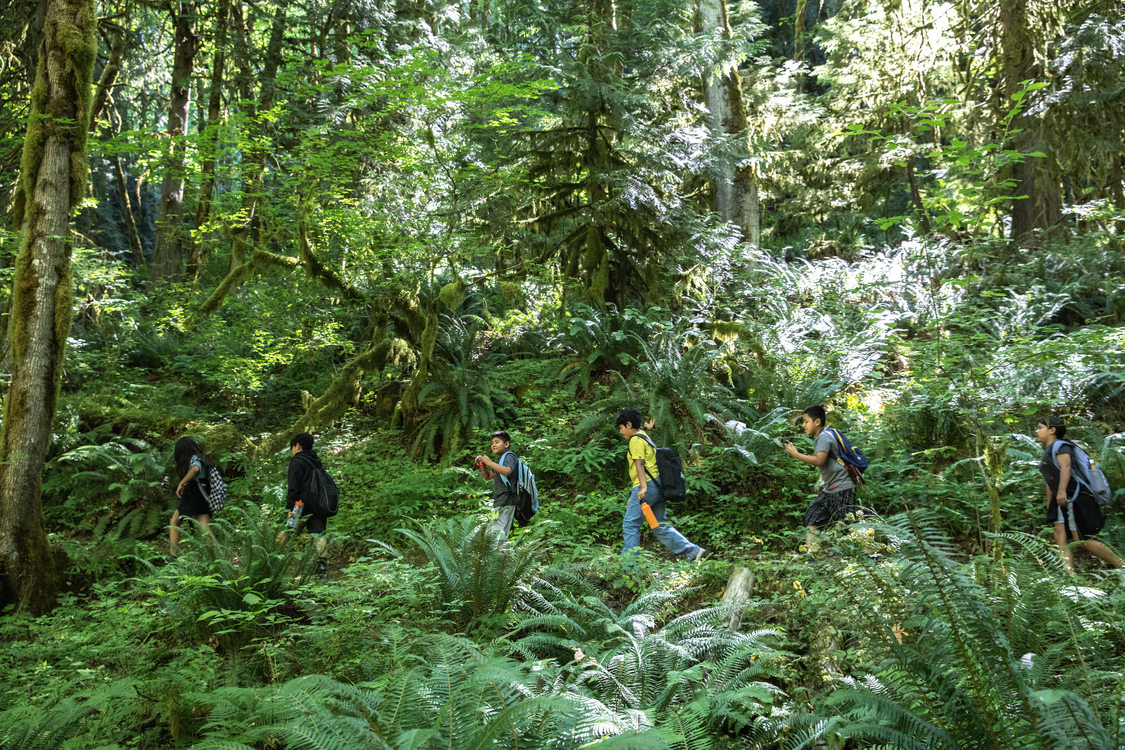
left=3, top=234, right=1125, bottom=748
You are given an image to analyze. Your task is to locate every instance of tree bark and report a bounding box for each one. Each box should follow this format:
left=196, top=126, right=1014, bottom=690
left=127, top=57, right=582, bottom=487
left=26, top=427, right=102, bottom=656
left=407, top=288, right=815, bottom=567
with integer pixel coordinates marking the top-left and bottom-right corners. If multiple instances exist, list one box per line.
left=0, top=0, right=95, bottom=614
left=699, top=0, right=760, bottom=246
left=721, top=566, right=754, bottom=630
left=793, top=0, right=808, bottom=94
left=997, top=0, right=1062, bottom=239
left=150, top=0, right=197, bottom=282
left=188, top=0, right=230, bottom=285
left=226, top=0, right=285, bottom=271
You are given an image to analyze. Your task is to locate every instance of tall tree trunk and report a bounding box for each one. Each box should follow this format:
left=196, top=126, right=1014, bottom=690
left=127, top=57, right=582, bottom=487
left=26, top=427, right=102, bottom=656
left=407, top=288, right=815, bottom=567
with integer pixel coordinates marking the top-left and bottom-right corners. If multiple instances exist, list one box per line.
left=227, top=0, right=285, bottom=271
left=699, top=0, right=760, bottom=246
left=793, top=0, right=808, bottom=94
left=188, top=0, right=230, bottom=285
left=150, top=0, right=197, bottom=282
left=997, top=0, right=1062, bottom=239
left=0, top=0, right=95, bottom=614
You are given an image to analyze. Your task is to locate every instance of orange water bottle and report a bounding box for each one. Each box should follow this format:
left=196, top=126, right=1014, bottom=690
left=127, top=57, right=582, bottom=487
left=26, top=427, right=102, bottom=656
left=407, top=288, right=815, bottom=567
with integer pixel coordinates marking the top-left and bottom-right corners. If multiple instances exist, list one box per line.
left=641, top=502, right=659, bottom=529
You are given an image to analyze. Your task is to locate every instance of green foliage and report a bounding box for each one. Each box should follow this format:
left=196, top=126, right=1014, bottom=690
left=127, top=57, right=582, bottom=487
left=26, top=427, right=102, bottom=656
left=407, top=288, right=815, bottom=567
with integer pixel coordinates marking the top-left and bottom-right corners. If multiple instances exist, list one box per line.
left=187, top=634, right=673, bottom=749
left=809, top=513, right=1125, bottom=748
left=552, top=303, right=649, bottom=396
left=413, top=314, right=515, bottom=460
left=42, top=424, right=165, bottom=527
left=393, top=516, right=545, bottom=633
left=153, top=507, right=322, bottom=652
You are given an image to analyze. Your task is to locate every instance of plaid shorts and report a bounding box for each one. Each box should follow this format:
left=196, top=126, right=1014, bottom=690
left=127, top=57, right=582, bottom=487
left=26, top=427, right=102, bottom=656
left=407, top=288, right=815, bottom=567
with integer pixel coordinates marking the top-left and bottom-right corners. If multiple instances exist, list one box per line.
left=804, top=486, right=858, bottom=528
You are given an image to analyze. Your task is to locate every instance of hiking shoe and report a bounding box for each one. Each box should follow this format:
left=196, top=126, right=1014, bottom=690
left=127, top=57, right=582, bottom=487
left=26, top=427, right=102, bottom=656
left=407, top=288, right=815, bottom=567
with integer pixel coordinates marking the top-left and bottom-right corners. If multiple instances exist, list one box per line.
left=690, top=547, right=708, bottom=564
left=315, top=557, right=328, bottom=577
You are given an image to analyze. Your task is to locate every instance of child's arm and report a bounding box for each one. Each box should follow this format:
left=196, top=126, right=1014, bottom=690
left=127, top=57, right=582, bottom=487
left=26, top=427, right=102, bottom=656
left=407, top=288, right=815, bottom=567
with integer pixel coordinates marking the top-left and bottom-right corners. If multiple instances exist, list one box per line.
left=634, top=457, right=649, bottom=499
left=784, top=442, right=828, bottom=466
left=475, top=455, right=513, bottom=478
left=176, top=464, right=200, bottom=497
left=1056, top=452, right=1071, bottom=506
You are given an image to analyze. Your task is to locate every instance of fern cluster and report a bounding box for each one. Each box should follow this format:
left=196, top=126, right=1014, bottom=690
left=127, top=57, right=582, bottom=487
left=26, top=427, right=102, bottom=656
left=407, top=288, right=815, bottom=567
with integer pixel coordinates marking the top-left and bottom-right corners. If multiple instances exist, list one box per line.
left=803, top=512, right=1125, bottom=749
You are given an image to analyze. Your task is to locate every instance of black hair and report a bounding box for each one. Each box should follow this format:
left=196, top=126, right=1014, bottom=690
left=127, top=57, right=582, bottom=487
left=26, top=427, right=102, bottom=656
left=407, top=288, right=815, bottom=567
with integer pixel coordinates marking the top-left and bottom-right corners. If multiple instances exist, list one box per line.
left=615, top=408, right=644, bottom=430
left=290, top=433, right=314, bottom=451
left=802, top=405, right=827, bottom=427
left=174, top=436, right=210, bottom=479
left=1040, top=416, right=1067, bottom=439
left=490, top=430, right=511, bottom=445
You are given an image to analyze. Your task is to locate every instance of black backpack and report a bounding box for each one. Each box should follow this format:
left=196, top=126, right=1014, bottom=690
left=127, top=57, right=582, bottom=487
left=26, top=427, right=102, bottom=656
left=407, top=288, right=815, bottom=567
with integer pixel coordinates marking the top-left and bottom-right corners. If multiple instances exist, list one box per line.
left=634, top=434, right=687, bottom=503
left=301, top=457, right=339, bottom=517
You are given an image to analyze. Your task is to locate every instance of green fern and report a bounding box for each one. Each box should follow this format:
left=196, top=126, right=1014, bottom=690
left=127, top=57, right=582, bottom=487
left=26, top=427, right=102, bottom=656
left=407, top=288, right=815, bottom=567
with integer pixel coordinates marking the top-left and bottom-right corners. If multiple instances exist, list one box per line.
left=816, top=512, right=1122, bottom=749
left=394, top=517, right=545, bottom=632
left=412, top=314, right=514, bottom=460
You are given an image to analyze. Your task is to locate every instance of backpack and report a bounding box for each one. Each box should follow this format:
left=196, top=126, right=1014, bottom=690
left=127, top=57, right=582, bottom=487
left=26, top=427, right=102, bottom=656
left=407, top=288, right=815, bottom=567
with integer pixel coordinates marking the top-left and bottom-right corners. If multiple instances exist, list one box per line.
left=198, top=464, right=227, bottom=515
left=499, top=451, right=539, bottom=526
left=301, top=456, right=340, bottom=517
left=1050, top=440, right=1112, bottom=507
left=634, top=434, right=686, bottom=503
left=824, top=428, right=869, bottom=487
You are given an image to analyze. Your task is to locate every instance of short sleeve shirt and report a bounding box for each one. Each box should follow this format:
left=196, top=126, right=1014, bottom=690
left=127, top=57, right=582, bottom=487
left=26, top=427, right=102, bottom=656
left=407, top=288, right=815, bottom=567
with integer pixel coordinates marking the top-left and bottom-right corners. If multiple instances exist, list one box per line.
left=191, top=455, right=205, bottom=475
left=627, top=432, right=659, bottom=488
left=492, top=451, right=520, bottom=508
left=1040, top=442, right=1078, bottom=498
left=814, top=430, right=854, bottom=492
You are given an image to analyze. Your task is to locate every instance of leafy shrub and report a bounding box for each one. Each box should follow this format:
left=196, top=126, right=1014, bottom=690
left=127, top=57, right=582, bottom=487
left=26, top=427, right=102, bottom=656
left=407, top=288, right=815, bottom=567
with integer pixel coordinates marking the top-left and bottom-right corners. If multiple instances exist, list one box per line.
left=804, top=512, right=1125, bottom=747
left=41, top=425, right=167, bottom=534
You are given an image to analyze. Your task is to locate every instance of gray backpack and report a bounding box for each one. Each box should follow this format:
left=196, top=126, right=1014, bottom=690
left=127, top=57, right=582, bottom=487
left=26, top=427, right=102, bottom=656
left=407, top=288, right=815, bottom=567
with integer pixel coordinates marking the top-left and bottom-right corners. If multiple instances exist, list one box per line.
left=1050, top=440, right=1112, bottom=507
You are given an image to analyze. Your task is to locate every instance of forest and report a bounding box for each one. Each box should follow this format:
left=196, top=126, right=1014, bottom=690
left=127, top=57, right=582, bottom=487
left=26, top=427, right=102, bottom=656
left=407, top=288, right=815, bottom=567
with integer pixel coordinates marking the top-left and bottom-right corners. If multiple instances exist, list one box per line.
left=1, top=0, right=1124, bottom=746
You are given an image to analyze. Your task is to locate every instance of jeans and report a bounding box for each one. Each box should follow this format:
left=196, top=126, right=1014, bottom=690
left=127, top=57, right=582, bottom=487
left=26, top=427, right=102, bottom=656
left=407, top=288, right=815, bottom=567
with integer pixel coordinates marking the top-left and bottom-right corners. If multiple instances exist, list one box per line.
left=622, top=482, right=700, bottom=560
left=491, top=504, right=515, bottom=538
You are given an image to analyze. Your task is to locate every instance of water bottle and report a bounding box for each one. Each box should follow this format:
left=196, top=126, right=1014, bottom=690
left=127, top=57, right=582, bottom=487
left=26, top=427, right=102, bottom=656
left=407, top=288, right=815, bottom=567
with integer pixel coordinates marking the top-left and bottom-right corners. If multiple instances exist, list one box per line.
left=641, top=502, right=659, bottom=529
left=287, top=500, right=303, bottom=529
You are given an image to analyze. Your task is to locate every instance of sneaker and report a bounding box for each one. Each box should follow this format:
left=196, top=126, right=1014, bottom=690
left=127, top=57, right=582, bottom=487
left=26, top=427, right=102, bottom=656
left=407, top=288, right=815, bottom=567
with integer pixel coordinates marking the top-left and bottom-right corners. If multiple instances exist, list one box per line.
left=690, top=547, right=708, bottom=564
left=315, top=557, right=328, bottom=577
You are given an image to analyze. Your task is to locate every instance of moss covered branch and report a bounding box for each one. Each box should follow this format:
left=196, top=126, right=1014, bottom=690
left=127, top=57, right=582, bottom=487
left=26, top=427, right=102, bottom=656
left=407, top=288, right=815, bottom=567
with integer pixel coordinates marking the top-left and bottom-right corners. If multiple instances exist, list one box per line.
left=255, top=342, right=395, bottom=458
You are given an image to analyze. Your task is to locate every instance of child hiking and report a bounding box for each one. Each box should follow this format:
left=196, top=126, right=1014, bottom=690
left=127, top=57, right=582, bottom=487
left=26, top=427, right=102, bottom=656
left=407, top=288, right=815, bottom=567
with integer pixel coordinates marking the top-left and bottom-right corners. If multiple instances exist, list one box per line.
left=475, top=430, right=519, bottom=538
left=615, top=408, right=705, bottom=564
left=785, top=405, right=859, bottom=550
left=1036, top=417, right=1122, bottom=572
left=169, top=436, right=214, bottom=557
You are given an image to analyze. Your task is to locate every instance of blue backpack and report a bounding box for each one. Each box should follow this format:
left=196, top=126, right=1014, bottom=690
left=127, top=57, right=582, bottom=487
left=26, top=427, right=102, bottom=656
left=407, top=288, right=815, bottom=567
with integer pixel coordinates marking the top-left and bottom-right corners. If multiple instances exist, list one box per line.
left=499, top=451, right=539, bottom=525
left=824, top=428, right=869, bottom=487
left=1050, top=440, right=1112, bottom=507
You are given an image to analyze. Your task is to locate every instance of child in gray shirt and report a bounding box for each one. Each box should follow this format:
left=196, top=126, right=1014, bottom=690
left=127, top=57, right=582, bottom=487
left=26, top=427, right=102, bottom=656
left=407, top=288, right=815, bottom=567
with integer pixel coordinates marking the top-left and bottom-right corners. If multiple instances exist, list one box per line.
left=784, top=405, right=858, bottom=549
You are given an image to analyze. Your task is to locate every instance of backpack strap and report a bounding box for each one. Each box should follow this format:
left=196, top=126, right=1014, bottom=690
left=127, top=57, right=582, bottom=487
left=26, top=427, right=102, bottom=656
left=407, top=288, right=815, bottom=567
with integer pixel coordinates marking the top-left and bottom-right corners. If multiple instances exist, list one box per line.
left=1049, top=440, right=1081, bottom=500
left=498, top=451, right=519, bottom=487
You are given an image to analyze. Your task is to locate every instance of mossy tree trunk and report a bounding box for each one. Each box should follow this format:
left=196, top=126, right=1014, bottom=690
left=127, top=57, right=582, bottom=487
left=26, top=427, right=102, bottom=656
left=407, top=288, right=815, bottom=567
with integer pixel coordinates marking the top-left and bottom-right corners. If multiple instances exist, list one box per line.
left=698, top=0, right=760, bottom=247
left=188, top=0, right=230, bottom=286
left=0, top=0, right=95, bottom=614
left=996, top=0, right=1062, bottom=239
left=150, top=0, right=197, bottom=282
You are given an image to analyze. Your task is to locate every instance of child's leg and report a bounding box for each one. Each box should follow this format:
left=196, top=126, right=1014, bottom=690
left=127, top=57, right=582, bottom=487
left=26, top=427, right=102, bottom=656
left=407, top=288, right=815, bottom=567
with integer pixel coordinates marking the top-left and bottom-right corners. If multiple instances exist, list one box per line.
left=1054, top=523, right=1075, bottom=572
left=1078, top=539, right=1124, bottom=568
left=621, top=488, right=646, bottom=557
left=169, top=509, right=182, bottom=555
